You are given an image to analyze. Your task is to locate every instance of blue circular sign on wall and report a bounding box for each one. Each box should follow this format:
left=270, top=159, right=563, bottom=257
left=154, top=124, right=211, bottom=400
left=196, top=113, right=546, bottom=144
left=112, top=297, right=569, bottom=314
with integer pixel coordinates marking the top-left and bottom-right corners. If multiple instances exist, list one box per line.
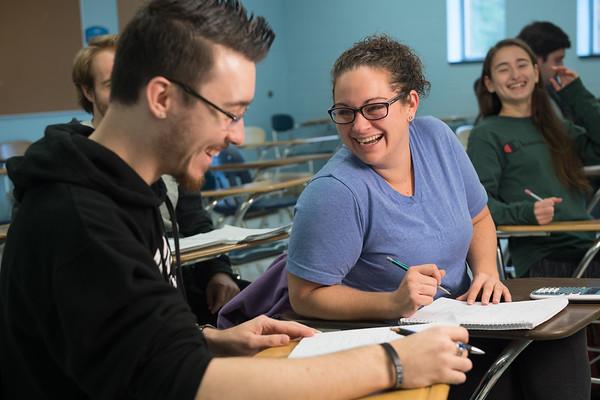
left=85, top=26, right=110, bottom=44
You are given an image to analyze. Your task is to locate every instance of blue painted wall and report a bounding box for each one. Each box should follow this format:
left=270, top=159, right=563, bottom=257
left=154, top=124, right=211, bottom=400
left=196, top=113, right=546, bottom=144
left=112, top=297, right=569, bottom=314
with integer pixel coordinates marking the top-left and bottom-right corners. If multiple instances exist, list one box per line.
left=2, top=0, right=599, bottom=141
left=282, top=0, right=600, bottom=123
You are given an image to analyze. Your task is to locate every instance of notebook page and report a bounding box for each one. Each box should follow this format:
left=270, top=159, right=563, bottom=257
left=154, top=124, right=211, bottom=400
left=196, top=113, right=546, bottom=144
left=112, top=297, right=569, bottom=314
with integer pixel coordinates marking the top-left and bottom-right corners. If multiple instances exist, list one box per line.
left=399, top=297, right=568, bottom=330
left=288, top=323, right=446, bottom=359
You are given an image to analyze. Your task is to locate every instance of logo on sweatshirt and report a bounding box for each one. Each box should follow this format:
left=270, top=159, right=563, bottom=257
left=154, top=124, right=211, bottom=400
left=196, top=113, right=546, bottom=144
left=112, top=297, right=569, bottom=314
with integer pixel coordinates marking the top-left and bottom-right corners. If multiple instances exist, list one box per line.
left=503, top=143, right=513, bottom=153
left=154, top=237, right=177, bottom=287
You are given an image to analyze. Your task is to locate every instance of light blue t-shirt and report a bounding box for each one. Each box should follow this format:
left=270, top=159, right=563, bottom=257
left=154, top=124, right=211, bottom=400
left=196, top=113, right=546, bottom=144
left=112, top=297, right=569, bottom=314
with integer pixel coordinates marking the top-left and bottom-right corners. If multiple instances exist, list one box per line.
left=287, top=116, right=487, bottom=297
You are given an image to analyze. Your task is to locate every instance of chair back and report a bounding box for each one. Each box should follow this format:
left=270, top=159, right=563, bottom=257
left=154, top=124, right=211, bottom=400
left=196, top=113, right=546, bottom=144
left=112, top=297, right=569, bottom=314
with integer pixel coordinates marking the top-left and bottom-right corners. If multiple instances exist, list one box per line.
left=455, top=125, right=473, bottom=149
left=244, top=126, right=266, bottom=145
left=0, top=140, right=31, bottom=163
left=271, top=114, right=294, bottom=132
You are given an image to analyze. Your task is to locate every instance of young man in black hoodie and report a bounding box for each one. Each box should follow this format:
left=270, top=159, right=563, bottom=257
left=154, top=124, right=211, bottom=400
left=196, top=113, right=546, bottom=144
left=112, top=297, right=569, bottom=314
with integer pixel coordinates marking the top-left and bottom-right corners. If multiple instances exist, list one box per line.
left=0, top=1, right=473, bottom=398
left=71, top=33, right=244, bottom=325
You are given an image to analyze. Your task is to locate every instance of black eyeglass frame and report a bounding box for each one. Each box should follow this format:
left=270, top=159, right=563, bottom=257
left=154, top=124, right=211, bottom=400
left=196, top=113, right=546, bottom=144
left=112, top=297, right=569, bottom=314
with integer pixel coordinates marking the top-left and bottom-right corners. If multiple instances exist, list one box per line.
left=327, top=92, right=406, bottom=125
left=166, top=77, right=241, bottom=122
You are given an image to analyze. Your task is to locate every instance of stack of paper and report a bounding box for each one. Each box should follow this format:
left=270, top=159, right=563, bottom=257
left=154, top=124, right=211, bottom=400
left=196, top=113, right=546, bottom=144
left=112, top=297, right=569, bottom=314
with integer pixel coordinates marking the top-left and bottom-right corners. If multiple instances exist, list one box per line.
left=169, top=223, right=291, bottom=252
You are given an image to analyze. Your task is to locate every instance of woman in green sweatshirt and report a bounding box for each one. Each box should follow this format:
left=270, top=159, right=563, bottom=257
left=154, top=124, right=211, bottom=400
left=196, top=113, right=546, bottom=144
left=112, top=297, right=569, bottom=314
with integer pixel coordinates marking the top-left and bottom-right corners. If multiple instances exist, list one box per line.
left=467, top=38, right=600, bottom=277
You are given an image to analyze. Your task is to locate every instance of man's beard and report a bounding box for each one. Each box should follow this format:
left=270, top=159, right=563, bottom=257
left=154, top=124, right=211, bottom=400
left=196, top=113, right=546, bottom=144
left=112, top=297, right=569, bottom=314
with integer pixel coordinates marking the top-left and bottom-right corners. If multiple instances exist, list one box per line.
left=174, top=170, right=205, bottom=192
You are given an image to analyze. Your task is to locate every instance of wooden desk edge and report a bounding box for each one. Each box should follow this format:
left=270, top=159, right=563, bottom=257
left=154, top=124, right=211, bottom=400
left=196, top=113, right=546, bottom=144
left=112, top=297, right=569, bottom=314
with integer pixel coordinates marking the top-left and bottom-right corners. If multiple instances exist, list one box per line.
left=178, top=232, right=289, bottom=264
left=201, top=176, right=309, bottom=199
left=256, top=341, right=449, bottom=400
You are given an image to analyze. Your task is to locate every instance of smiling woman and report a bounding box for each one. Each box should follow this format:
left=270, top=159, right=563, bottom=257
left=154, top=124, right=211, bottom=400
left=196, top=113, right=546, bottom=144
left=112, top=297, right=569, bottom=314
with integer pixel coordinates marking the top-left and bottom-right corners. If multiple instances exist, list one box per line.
left=468, top=38, right=600, bottom=279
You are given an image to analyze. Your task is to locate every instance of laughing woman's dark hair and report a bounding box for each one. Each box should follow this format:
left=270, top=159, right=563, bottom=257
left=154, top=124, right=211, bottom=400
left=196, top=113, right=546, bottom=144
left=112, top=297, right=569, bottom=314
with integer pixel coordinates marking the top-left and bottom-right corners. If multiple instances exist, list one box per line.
left=476, top=38, right=590, bottom=193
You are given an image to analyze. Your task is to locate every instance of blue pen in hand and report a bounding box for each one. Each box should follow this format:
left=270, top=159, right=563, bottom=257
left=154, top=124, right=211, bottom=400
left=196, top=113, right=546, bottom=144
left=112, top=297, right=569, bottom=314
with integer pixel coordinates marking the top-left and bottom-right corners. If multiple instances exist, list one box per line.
left=390, top=327, right=485, bottom=355
left=386, top=256, right=453, bottom=296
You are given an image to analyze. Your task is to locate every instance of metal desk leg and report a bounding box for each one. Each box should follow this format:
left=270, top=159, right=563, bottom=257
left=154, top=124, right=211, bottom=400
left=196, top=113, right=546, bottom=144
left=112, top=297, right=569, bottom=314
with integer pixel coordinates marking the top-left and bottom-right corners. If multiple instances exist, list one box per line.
left=232, top=195, right=258, bottom=226
left=469, top=339, right=532, bottom=400
left=573, top=238, right=600, bottom=278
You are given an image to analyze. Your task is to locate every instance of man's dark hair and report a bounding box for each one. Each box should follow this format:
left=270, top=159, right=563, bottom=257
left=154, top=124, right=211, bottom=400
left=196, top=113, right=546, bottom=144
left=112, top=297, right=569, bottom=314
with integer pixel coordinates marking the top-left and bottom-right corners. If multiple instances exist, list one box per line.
left=111, top=0, right=275, bottom=105
left=517, top=21, right=571, bottom=60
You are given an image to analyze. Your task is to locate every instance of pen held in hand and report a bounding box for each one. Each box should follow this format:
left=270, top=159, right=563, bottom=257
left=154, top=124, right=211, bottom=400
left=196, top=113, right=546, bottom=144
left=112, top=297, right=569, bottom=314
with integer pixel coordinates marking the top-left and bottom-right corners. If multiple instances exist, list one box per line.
left=524, top=188, right=544, bottom=202
left=390, top=327, right=485, bottom=355
left=386, top=256, right=453, bottom=296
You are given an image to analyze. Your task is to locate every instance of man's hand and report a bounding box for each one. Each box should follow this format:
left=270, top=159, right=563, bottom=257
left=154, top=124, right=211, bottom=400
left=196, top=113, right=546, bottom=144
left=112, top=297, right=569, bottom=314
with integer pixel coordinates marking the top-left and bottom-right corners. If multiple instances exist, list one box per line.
left=394, top=326, right=473, bottom=387
left=206, top=273, right=240, bottom=314
left=202, top=315, right=318, bottom=356
left=533, top=197, right=562, bottom=225
left=550, top=66, right=578, bottom=91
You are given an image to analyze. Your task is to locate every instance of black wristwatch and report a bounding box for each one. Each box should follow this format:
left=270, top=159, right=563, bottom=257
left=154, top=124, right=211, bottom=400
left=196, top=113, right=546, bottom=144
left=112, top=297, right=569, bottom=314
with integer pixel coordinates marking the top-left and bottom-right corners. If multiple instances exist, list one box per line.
left=380, top=342, right=403, bottom=389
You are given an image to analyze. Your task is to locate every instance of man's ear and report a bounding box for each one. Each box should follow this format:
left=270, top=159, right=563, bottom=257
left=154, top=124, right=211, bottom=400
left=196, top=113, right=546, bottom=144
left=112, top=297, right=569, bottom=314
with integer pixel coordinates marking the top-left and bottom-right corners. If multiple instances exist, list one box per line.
left=145, top=77, right=172, bottom=119
left=81, top=85, right=95, bottom=104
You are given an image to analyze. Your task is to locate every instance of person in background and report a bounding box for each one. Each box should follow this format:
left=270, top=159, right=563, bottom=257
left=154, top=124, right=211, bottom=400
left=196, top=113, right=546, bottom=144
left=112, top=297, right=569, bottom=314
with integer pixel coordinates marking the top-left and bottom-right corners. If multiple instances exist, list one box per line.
left=72, top=34, right=118, bottom=128
left=287, top=34, right=590, bottom=400
left=469, top=38, right=600, bottom=279
left=72, top=34, right=244, bottom=325
left=0, top=1, right=472, bottom=398
left=517, top=21, right=582, bottom=124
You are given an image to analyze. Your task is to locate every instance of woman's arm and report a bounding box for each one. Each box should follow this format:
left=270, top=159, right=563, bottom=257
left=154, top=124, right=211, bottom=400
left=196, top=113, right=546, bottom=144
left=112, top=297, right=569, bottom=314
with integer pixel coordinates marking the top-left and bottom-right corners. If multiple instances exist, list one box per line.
left=457, top=206, right=511, bottom=304
left=288, top=264, right=446, bottom=321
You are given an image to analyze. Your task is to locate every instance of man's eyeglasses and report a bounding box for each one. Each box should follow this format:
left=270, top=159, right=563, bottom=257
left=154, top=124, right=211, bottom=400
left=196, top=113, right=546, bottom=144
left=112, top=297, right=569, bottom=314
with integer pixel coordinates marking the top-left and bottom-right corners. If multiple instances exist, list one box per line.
left=166, top=77, right=242, bottom=122
left=327, top=93, right=405, bottom=125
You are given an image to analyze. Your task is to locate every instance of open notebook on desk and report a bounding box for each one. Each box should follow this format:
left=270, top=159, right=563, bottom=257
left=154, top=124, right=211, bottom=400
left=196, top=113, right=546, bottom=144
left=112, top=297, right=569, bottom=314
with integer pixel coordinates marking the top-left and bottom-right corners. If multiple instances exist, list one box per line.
left=288, top=324, right=440, bottom=358
left=170, top=223, right=291, bottom=252
left=399, top=297, right=568, bottom=330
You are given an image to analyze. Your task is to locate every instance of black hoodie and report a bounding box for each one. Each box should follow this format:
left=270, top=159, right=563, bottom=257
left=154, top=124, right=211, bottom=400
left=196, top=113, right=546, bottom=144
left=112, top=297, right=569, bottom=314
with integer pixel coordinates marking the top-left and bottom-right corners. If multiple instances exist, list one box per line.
left=0, top=123, right=211, bottom=399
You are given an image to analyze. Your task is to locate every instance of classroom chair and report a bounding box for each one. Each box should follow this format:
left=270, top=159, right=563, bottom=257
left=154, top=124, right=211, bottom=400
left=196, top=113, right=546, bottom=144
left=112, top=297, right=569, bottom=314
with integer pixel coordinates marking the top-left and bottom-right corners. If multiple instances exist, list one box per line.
left=0, top=140, right=31, bottom=223
left=204, top=146, right=300, bottom=227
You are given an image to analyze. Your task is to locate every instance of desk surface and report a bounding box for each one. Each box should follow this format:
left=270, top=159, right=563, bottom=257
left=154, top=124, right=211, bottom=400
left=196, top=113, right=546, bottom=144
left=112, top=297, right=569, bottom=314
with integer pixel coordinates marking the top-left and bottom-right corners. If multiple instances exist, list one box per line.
left=238, top=135, right=339, bottom=150
left=497, top=219, right=600, bottom=233
left=209, top=153, right=332, bottom=172
left=0, top=223, right=8, bottom=241
left=584, top=165, right=600, bottom=177
left=177, top=231, right=289, bottom=265
left=0, top=167, right=6, bottom=175
left=470, top=277, right=600, bottom=341
left=257, top=341, right=449, bottom=400
left=285, top=278, right=600, bottom=342
left=201, top=176, right=310, bottom=199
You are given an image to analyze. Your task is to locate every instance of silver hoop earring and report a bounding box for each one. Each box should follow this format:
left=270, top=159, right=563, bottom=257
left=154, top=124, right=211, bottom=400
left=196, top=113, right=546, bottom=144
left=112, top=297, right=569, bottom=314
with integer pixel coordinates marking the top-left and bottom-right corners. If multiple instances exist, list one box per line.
left=408, top=115, right=414, bottom=122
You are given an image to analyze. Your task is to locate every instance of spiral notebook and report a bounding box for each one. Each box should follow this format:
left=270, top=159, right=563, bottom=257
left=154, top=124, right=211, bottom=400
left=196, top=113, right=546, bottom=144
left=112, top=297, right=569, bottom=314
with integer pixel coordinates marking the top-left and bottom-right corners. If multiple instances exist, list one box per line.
left=398, top=297, right=568, bottom=330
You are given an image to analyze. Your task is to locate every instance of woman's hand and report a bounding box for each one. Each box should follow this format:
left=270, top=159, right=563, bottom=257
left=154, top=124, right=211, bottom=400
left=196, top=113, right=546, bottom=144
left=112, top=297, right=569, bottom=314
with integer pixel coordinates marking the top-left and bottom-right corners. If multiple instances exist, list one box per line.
left=533, top=197, right=562, bottom=225
left=456, top=272, right=511, bottom=305
left=392, top=264, right=446, bottom=317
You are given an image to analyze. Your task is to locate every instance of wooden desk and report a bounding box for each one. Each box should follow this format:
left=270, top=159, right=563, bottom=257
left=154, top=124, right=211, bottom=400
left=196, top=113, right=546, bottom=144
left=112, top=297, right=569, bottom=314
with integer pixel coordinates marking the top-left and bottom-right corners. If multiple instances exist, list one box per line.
left=497, top=219, right=600, bottom=234
left=209, top=153, right=332, bottom=172
left=201, top=176, right=310, bottom=200
left=237, top=135, right=339, bottom=150
left=257, top=341, right=449, bottom=400
left=584, top=165, right=600, bottom=177
left=0, top=223, right=8, bottom=241
left=496, top=220, right=600, bottom=278
left=177, top=231, right=289, bottom=266
left=201, top=176, right=310, bottom=226
left=0, top=168, right=6, bottom=176
left=283, top=277, right=600, bottom=400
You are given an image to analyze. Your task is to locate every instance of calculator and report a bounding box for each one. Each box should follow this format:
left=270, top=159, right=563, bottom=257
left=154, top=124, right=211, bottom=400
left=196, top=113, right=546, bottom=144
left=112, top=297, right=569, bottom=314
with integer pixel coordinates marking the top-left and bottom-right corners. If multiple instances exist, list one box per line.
left=530, top=287, right=600, bottom=301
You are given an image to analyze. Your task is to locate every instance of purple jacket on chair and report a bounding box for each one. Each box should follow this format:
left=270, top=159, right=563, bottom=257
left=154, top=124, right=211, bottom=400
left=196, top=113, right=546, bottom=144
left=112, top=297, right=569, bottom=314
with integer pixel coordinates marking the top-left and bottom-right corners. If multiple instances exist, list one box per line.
left=217, top=253, right=291, bottom=329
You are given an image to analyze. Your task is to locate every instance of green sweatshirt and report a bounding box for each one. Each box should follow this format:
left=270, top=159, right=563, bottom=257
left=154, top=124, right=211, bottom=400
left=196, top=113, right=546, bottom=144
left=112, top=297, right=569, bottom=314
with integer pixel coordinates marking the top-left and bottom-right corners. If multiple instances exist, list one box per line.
left=467, top=78, right=600, bottom=276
